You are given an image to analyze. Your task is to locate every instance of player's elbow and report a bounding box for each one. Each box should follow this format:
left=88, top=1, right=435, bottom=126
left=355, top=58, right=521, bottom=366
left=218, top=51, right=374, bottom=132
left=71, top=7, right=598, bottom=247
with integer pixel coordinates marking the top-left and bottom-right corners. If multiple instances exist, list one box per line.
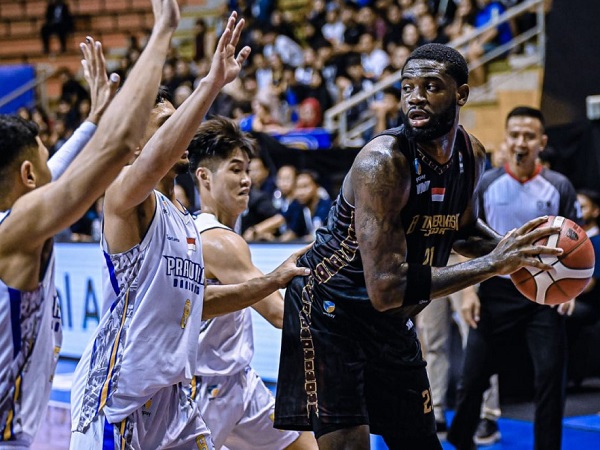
left=369, top=283, right=398, bottom=312
left=367, top=277, right=402, bottom=312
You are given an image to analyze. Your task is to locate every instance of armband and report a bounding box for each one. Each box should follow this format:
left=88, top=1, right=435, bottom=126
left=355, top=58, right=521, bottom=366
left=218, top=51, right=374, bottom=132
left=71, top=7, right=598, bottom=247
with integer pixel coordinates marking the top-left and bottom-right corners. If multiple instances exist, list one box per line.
left=404, top=264, right=432, bottom=306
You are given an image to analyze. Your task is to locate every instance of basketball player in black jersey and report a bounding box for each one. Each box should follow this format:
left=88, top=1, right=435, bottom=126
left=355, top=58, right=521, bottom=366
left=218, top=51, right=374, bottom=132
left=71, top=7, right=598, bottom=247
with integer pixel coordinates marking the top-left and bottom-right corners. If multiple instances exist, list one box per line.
left=273, top=43, right=564, bottom=450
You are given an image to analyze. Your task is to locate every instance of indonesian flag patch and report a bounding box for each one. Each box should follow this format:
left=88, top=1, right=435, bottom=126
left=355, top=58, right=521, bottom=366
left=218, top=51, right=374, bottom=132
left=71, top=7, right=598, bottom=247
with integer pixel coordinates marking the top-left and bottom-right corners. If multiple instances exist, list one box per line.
left=187, top=237, right=197, bottom=252
left=431, top=187, right=446, bottom=202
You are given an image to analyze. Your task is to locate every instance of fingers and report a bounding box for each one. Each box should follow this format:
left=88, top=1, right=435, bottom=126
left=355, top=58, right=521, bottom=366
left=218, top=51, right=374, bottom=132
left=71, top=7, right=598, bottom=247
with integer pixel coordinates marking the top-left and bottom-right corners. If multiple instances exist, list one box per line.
left=216, top=13, right=236, bottom=54
left=230, top=15, right=244, bottom=48
left=295, top=266, right=311, bottom=277
left=95, top=41, right=108, bottom=80
left=236, top=46, right=251, bottom=66
left=517, top=215, right=550, bottom=234
left=108, top=73, right=121, bottom=96
left=292, top=243, right=314, bottom=260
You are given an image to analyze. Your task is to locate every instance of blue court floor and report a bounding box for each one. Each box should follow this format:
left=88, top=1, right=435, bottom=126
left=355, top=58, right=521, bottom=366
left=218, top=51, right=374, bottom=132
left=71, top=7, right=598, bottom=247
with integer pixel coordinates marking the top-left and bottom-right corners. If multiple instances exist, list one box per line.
left=35, top=359, right=600, bottom=449
left=369, top=411, right=600, bottom=449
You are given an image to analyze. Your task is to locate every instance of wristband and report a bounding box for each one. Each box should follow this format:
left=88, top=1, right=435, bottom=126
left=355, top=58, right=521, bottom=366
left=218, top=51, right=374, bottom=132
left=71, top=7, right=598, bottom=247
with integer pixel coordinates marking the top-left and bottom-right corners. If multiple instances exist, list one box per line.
left=404, top=263, right=432, bottom=306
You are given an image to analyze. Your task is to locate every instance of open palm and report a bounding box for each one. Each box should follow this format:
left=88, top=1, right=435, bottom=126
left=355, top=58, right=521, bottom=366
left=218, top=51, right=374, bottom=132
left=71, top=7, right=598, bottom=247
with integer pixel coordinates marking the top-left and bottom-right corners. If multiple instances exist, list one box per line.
left=209, top=12, right=251, bottom=87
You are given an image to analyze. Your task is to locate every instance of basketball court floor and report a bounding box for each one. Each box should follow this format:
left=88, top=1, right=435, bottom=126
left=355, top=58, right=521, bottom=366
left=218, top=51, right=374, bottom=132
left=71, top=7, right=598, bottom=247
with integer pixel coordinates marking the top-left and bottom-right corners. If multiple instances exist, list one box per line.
left=31, top=359, right=600, bottom=449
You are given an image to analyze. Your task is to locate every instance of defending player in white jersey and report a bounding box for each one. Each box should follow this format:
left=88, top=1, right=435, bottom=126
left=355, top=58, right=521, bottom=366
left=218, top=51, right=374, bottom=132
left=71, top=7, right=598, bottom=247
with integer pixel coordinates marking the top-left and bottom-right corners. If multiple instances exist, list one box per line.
left=70, top=13, right=309, bottom=450
left=186, top=117, right=317, bottom=450
left=0, top=0, right=181, bottom=444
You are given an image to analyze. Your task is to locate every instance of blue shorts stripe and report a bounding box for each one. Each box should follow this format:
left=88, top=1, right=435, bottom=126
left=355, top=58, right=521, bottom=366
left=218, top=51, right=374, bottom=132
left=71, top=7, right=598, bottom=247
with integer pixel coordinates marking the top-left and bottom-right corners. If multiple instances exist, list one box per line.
left=8, top=288, right=21, bottom=358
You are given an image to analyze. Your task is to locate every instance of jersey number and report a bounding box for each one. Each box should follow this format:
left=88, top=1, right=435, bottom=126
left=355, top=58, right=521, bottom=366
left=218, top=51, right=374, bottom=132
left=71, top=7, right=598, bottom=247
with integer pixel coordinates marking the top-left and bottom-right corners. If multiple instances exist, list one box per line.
left=423, top=247, right=435, bottom=266
left=422, top=389, right=433, bottom=414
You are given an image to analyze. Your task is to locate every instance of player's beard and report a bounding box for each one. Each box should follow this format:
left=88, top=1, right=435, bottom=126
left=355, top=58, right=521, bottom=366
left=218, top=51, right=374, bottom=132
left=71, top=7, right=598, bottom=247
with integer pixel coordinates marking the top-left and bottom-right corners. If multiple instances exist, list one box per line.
left=401, top=102, right=457, bottom=142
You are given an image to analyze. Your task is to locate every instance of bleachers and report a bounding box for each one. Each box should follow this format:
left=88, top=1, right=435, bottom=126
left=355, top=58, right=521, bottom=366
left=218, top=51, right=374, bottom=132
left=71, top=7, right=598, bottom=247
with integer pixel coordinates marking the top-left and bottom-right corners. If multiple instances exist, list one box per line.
left=0, top=0, right=209, bottom=104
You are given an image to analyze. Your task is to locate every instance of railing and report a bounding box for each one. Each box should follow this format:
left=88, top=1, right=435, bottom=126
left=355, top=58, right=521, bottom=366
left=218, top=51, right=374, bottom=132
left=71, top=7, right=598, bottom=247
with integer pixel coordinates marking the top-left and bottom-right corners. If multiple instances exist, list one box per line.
left=324, top=0, right=547, bottom=147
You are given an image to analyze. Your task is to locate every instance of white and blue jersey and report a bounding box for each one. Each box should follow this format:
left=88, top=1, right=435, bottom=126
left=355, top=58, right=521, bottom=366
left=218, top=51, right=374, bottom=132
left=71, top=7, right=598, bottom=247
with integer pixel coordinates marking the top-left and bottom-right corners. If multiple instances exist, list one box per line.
left=194, top=213, right=253, bottom=377
left=71, top=191, right=206, bottom=433
left=0, top=210, right=62, bottom=446
left=191, top=213, right=299, bottom=450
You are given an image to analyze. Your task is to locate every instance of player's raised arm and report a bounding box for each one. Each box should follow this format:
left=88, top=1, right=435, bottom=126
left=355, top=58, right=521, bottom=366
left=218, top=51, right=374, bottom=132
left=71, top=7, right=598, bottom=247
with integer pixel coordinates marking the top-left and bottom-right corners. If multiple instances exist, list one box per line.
left=108, top=11, right=251, bottom=215
left=4, top=0, right=180, bottom=250
left=48, top=38, right=121, bottom=181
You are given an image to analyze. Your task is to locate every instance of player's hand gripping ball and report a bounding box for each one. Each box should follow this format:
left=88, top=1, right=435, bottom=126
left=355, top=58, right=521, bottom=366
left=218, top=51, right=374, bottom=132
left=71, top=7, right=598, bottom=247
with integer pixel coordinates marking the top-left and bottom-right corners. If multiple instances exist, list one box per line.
left=510, top=216, right=595, bottom=305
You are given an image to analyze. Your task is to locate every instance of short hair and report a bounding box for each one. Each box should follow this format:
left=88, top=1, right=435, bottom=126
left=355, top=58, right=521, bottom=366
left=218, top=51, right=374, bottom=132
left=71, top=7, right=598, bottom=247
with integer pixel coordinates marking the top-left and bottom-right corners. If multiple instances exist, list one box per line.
left=383, top=86, right=402, bottom=101
left=506, top=106, right=545, bottom=130
left=577, top=188, right=600, bottom=208
left=155, top=85, right=172, bottom=106
left=403, top=43, right=469, bottom=86
left=296, top=169, right=320, bottom=186
left=188, top=116, right=256, bottom=175
left=0, top=115, right=39, bottom=182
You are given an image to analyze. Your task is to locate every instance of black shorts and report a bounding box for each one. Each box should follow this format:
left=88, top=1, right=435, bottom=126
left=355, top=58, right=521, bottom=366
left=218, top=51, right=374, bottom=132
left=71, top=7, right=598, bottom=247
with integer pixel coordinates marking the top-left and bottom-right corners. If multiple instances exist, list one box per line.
left=274, top=275, right=437, bottom=441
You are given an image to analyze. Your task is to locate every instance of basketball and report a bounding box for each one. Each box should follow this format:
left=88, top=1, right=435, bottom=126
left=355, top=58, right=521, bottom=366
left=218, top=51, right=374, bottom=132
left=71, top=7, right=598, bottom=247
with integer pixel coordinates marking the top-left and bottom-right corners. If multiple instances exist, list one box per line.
left=510, top=216, right=595, bottom=305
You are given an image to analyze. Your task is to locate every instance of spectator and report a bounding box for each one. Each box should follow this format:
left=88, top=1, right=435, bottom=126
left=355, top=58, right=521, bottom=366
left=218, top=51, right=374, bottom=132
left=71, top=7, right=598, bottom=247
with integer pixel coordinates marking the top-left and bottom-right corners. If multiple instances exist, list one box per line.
left=389, top=44, right=411, bottom=71
left=243, top=153, right=287, bottom=240
left=418, top=12, right=450, bottom=45
left=295, top=97, right=323, bottom=129
left=357, top=32, right=390, bottom=80
left=370, top=86, right=402, bottom=135
left=300, top=69, right=334, bottom=114
left=279, top=170, right=331, bottom=242
left=41, top=0, right=73, bottom=54
left=262, top=26, right=304, bottom=68
left=240, top=96, right=289, bottom=135
left=401, top=22, right=422, bottom=51
left=562, top=189, right=600, bottom=386
left=295, top=48, right=317, bottom=87
left=445, top=0, right=477, bottom=43
left=467, top=0, right=514, bottom=86
left=57, top=67, right=89, bottom=108
left=382, top=2, right=412, bottom=52
left=272, top=164, right=297, bottom=216
left=335, top=53, right=374, bottom=131
left=174, top=83, right=193, bottom=108
left=321, top=6, right=345, bottom=47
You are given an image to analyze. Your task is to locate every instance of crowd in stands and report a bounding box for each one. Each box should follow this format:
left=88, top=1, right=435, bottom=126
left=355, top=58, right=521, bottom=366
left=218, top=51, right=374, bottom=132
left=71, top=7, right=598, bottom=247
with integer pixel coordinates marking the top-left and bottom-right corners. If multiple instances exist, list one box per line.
left=18, top=0, right=537, bottom=242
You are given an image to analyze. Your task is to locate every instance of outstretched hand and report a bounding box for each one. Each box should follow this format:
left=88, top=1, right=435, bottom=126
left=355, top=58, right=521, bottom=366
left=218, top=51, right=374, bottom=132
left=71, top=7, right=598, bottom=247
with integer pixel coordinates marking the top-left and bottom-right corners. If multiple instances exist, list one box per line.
left=207, top=11, right=251, bottom=88
left=80, top=36, right=120, bottom=125
left=489, top=216, right=563, bottom=276
left=151, top=0, right=180, bottom=33
left=271, top=243, right=313, bottom=289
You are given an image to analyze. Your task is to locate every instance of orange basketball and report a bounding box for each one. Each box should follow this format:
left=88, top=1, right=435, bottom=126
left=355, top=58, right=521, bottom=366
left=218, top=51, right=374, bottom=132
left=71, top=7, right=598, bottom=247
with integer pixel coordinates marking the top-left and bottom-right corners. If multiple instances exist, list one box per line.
left=510, top=216, right=595, bottom=305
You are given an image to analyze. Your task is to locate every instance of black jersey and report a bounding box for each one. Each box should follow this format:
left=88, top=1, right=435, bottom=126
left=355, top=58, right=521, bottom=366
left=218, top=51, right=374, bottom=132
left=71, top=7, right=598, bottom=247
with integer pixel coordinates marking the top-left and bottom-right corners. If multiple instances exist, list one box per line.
left=298, top=125, right=476, bottom=313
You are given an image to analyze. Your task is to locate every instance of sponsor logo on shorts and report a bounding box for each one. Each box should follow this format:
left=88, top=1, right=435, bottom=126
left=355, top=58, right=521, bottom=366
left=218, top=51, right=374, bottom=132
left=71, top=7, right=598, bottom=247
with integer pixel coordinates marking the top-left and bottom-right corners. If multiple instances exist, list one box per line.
left=207, top=385, right=220, bottom=400
left=323, top=301, right=336, bottom=317
left=142, top=399, right=152, bottom=416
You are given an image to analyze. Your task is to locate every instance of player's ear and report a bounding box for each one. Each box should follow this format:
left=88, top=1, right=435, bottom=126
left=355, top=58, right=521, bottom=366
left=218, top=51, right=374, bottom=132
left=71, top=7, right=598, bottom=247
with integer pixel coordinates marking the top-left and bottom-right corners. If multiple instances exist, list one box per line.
left=196, top=167, right=210, bottom=189
left=20, top=160, right=37, bottom=189
left=457, top=84, right=469, bottom=106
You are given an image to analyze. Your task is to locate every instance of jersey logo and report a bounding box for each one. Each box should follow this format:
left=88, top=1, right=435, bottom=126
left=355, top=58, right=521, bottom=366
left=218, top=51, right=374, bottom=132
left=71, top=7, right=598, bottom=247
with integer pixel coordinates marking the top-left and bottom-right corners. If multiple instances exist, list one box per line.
left=181, top=299, right=191, bottom=329
left=323, top=301, right=335, bottom=314
left=196, top=435, right=210, bottom=450
left=416, top=180, right=430, bottom=194
left=413, top=158, right=422, bottom=176
left=431, top=187, right=446, bottom=202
